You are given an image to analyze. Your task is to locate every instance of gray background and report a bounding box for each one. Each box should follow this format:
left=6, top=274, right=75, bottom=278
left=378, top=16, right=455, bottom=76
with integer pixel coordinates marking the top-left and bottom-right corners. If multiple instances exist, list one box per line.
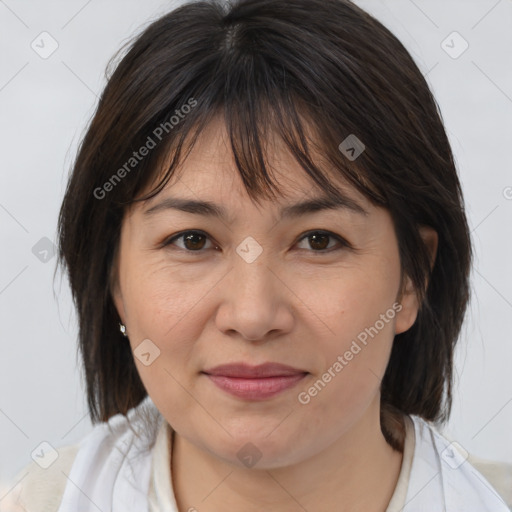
left=1, top=0, right=511, bottom=486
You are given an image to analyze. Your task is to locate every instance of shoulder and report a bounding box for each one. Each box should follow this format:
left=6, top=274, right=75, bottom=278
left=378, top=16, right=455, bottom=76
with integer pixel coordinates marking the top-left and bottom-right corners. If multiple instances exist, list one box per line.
left=467, top=454, right=512, bottom=509
left=409, top=415, right=512, bottom=511
left=4, top=398, right=163, bottom=512
left=5, top=444, right=80, bottom=512
left=5, top=414, right=144, bottom=512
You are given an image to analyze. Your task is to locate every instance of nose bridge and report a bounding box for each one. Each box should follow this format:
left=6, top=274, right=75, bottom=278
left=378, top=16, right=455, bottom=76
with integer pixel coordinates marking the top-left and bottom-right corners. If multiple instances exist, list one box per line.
left=233, top=242, right=273, bottom=297
left=215, top=237, right=294, bottom=340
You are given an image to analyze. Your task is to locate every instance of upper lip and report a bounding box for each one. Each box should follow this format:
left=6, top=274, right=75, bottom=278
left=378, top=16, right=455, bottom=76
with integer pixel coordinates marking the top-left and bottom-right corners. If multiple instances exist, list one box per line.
left=203, top=362, right=307, bottom=378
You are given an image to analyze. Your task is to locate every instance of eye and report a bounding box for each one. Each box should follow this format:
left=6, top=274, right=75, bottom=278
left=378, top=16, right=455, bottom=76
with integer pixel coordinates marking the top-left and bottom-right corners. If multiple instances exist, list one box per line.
left=162, top=230, right=218, bottom=252
left=295, top=230, right=350, bottom=252
left=161, top=229, right=350, bottom=254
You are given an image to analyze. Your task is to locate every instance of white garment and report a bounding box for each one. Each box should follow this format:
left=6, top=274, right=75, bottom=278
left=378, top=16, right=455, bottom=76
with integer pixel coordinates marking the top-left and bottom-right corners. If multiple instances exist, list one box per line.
left=51, top=396, right=509, bottom=512
left=3, top=410, right=413, bottom=512
left=145, top=406, right=511, bottom=512
left=147, top=413, right=181, bottom=512
left=56, top=397, right=160, bottom=512
left=145, top=411, right=414, bottom=512
left=8, top=395, right=509, bottom=512
left=402, top=420, right=510, bottom=511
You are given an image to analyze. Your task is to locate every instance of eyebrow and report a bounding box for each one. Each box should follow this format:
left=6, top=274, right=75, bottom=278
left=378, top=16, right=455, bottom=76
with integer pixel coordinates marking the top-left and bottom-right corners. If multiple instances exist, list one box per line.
left=143, top=193, right=368, bottom=221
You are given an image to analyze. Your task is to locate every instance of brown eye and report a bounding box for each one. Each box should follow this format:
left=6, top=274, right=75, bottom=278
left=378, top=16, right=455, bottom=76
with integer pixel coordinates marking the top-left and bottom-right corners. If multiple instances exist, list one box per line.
left=182, top=232, right=206, bottom=250
left=164, top=230, right=216, bottom=252
left=308, top=233, right=330, bottom=250
left=296, top=231, right=349, bottom=252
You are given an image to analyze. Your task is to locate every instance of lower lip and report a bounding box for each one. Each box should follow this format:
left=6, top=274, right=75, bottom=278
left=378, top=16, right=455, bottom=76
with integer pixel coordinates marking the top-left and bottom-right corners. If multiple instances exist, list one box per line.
left=204, top=373, right=307, bottom=400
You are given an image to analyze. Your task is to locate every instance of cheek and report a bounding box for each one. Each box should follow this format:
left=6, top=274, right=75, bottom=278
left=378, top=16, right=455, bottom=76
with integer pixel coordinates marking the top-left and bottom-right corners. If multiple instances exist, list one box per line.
left=296, top=253, right=400, bottom=348
left=121, top=264, right=215, bottom=421
left=295, top=312, right=396, bottom=440
left=122, top=255, right=216, bottom=340
left=118, top=262, right=192, bottom=371
left=292, top=257, right=400, bottom=412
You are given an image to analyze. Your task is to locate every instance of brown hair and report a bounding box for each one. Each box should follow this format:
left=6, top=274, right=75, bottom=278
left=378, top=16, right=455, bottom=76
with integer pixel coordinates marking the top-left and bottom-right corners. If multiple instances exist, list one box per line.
left=57, top=0, right=472, bottom=449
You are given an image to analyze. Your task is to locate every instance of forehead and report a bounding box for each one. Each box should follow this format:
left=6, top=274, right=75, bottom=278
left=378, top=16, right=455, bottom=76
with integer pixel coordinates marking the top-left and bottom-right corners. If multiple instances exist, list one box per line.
left=140, top=115, right=371, bottom=212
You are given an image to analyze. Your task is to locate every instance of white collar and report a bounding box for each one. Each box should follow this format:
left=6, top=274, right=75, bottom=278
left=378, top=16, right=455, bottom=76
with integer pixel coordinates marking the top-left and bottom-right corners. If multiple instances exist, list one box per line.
left=402, top=415, right=509, bottom=511
left=57, top=396, right=159, bottom=512
left=57, top=398, right=509, bottom=511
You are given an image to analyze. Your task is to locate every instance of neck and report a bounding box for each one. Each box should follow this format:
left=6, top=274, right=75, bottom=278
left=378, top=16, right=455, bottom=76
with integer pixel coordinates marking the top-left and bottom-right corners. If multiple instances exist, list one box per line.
left=170, top=399, right=404, bottom=512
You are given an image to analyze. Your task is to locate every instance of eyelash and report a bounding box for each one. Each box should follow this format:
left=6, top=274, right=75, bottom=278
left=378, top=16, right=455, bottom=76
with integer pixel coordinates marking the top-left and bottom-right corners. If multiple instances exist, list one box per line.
left=161, top=229, right=352, bottom=254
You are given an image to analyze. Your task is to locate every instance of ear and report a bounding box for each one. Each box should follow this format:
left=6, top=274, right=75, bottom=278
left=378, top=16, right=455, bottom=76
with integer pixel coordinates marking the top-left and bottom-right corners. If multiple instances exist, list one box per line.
left=395, top=226, right=438, bottom=334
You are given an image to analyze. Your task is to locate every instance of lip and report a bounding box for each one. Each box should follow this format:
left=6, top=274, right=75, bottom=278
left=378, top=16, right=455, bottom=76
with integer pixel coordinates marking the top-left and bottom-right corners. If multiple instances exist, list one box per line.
left=203, top=362, right=307, bottom=378
left=202, top=363, right=308, bottom=400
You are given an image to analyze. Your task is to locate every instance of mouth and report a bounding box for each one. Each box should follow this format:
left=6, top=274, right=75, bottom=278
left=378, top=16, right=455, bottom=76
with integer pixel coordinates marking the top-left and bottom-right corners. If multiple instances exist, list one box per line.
left=201, top=362, right=308, bottom=400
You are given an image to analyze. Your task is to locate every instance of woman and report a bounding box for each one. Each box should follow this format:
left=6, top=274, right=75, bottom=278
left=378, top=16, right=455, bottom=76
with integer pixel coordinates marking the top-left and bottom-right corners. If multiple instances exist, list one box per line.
left=7, top=0, right=510, bottom=510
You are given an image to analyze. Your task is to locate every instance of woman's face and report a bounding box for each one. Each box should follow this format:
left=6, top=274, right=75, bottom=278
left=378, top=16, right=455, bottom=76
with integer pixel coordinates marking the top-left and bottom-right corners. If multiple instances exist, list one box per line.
left=112, top=117, right=422, bottom=468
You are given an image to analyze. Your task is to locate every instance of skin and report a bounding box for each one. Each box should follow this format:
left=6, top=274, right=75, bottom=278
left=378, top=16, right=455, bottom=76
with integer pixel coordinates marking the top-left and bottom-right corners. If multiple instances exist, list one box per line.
left=112, top=116, right=437, bottom=512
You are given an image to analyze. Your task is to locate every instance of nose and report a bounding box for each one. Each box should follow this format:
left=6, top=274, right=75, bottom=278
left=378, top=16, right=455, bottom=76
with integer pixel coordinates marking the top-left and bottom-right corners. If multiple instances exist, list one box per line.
left=214, top=252, right=295, bottom=343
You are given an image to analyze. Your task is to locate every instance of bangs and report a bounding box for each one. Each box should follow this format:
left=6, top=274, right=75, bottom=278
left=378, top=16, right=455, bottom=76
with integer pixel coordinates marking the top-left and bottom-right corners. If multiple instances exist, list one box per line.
left=110, top=10, right=387, bottom=211
left=125, top=91, right=385, bottom=212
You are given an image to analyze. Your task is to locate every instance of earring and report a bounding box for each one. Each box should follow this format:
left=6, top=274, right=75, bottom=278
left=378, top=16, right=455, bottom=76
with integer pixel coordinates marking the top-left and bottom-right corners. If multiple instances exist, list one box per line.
left=119, top=323, right=128, bottom=337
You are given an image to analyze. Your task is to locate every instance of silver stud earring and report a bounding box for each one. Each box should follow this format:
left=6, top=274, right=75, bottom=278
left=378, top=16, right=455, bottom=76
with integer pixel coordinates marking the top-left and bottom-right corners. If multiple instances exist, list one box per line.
left=119, top=323, right=128, bottom=337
